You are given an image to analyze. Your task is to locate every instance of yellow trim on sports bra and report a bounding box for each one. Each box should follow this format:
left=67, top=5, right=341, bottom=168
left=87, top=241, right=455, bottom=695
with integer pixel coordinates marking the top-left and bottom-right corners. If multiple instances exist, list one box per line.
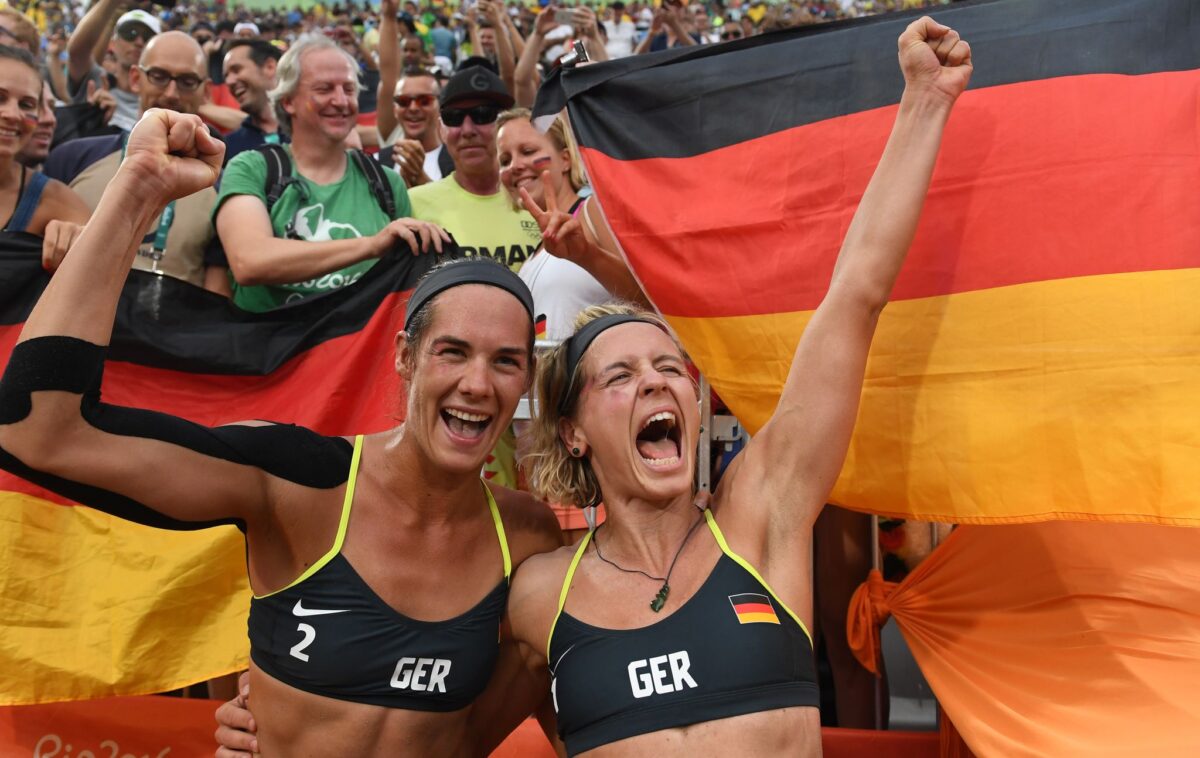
left=483, top=483, right=512, bottom=580
left=546, top=530, right=593, bottom=661
left=704, top=509, right=813, bottom=644
left=253, top=434, right=364, bottom=600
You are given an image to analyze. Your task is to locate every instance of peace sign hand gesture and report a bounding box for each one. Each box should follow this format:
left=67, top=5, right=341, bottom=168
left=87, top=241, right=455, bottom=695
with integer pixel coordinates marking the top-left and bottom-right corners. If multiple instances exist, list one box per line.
left=518, top=171, right=589, bottom=264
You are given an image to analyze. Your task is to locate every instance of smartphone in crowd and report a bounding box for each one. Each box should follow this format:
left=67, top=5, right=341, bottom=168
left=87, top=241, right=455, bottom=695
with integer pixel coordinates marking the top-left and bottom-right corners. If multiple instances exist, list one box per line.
left=554, top=8, right=579, bottom=26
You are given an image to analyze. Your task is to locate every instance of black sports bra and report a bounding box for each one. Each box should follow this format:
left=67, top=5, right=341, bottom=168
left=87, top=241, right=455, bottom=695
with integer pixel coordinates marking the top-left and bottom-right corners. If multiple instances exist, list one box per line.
left=248, top=435, right=512, bottom=710
left=547, top=510, right=819, bottom=755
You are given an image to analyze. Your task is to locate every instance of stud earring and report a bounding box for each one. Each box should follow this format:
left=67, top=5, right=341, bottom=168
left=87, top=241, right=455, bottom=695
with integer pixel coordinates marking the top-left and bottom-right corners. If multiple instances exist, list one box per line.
left=572, top=447, right=581, bottom=457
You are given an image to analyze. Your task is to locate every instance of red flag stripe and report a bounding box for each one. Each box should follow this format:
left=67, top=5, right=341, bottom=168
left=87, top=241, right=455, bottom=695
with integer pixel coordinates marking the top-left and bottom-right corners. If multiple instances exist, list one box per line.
left=733, top=602, right=775, bottom=616
left=582, top=70, right=1200, bottom=319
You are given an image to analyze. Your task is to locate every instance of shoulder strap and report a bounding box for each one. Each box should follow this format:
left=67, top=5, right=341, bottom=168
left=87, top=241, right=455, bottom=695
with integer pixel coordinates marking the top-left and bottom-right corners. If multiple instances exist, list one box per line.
left=350, top=149, right=397, bottom=219
left=252, top=434, right=364, bottom=600
left=482, top=482, right=513, bottom=581
left=546, top=531, right=593, bottom=661
left=254, top=143, right=293, bottom=212
left=704, top=509, right=813, bottom=644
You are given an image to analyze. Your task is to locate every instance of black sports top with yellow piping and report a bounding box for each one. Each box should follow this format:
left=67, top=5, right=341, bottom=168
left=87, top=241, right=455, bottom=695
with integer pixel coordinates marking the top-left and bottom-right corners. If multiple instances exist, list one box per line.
left=547, top=510, right=818, bottom=755
left=248, top=435, right=513, bottom=710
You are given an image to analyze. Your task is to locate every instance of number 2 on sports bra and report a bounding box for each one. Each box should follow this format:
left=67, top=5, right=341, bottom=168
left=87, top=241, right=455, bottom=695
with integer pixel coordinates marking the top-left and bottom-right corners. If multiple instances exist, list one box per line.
left=290, top=623, right=317, bottom=662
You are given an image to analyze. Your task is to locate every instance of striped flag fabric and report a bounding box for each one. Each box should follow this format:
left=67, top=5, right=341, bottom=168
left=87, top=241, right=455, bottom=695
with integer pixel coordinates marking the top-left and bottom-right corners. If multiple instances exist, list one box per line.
left=536, top=0, right=1200, bottom=525
left=0, top=234, right=433, bottom=704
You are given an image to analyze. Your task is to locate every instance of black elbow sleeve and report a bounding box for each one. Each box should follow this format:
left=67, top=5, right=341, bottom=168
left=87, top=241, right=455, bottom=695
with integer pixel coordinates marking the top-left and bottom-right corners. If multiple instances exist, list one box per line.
left=0, top=336, right=353, bottom=532
left=0, top=336, right=106, bottom=424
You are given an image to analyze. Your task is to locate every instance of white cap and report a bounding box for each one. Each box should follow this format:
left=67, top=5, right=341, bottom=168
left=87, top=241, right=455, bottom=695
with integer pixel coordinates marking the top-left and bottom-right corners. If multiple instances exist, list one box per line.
left=234, top=22, right=261, bottom=36
left=116, top=10, right=161, bottom=36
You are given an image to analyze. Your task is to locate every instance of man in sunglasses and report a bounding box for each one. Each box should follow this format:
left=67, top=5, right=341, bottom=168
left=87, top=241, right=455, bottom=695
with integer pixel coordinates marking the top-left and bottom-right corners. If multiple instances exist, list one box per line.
left=407, top=66, right=541, bottom=273
left=65, top=4, right=160, bottom=132
left=222, top=40, right=285, bottom=165
left=377, top=71, right=451, bottom=187
left=45, top=32, right=228, bottom=295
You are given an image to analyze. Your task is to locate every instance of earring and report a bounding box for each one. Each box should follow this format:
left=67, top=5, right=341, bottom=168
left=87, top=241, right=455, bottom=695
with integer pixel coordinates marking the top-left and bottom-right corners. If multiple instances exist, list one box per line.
left=572, top=447, right=581, bottom=457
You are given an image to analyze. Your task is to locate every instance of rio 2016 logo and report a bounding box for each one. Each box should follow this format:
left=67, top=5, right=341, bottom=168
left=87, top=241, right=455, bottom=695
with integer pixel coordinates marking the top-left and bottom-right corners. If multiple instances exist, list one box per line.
left=33, top=734, right=170, bottom=758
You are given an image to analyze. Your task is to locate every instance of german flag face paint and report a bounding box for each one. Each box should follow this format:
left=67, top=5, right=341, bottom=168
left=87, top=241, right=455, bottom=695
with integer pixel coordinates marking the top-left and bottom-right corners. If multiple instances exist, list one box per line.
left=728, top=593, right=780, bottom=625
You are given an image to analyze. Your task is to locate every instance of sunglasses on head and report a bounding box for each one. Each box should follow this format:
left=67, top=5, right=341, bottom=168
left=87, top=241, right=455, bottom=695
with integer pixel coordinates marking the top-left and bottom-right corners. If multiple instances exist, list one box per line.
left=138, top=66, right=205, bottom=93
left=440, top=104, right=500, bottom=127
left=117, top=24, right=155, bottom=43
left=394, top=94, right=437, bottom=109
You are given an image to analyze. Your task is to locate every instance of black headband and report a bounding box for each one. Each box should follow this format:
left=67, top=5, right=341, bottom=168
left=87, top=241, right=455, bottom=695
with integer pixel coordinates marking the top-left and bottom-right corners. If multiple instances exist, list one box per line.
left=558, top=314, right=658, bottom=415
left=404, top=259, right=534, bottom=332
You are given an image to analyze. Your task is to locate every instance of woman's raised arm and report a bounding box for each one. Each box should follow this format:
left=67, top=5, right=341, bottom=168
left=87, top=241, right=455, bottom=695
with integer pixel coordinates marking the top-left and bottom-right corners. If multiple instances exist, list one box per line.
left=726, top=18, right=972, bottom=528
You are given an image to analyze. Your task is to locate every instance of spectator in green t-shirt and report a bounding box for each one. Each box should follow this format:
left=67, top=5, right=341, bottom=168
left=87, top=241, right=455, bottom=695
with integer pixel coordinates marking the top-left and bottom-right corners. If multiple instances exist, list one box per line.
left=213, top=34, right=448, bottom=312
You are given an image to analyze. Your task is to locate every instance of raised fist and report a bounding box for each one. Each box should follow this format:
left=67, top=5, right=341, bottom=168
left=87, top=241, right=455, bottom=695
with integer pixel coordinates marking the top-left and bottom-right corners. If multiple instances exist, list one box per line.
left=121, top=109, right=224, bottom=203
left=898, top=17, right=972, bottom=104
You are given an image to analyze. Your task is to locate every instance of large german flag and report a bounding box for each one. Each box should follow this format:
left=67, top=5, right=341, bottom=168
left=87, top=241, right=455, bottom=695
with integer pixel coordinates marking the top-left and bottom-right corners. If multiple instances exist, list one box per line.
left=537, top=0, right=1200, bottom=525
left=0, top=234, right=432, bottom=704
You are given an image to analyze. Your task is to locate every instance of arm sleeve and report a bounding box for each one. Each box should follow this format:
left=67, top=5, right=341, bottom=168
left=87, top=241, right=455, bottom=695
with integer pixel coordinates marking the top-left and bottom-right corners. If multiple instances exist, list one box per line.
left=0, top=336, right=353, bottom=532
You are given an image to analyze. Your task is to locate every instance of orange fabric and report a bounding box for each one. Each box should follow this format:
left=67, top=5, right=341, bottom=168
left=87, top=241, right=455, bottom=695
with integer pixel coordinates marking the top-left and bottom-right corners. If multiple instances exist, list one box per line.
left=550, top=502, right=606, bottom=531
left=846, top=568, right=898, bottom=676
left=938, top=705, right=977, bottom=758
left=885, top=522, right=1200, bottom=757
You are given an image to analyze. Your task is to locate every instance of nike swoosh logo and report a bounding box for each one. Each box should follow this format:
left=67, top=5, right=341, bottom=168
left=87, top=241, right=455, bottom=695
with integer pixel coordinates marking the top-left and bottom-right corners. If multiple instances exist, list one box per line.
left=292, top=599, right=351, bottom=617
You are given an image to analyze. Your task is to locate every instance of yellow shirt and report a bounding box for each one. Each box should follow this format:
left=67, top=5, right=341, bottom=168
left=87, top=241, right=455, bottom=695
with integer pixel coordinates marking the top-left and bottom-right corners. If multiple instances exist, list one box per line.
left=409, top=173, right=542, bottom=272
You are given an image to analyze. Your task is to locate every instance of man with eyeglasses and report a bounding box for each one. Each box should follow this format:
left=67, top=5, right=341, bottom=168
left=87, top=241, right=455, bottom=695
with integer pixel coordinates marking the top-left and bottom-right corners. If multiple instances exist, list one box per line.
left=214, top=35, right=446, bottom=313
left=407, top=66, right=541, bottom=273
left=45, top=31, right=228, bottom=295
left=65, top=5, right=160, bottom=132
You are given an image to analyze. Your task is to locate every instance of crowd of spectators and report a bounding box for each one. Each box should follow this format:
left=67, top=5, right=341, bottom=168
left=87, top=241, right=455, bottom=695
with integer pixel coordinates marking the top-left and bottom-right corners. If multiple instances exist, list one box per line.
left=2, top=0, right=953, bottom=306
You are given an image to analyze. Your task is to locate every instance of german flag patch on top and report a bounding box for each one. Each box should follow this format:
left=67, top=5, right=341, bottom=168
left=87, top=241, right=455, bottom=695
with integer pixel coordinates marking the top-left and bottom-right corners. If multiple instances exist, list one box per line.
left=728, top=593, right=780, bottom=625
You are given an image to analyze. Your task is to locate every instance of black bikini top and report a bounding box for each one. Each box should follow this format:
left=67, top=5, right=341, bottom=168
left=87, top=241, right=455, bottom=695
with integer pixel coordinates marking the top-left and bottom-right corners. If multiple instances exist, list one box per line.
left=248, top=435, right=512, bottom=710
left=547, top=510, right=819, bottom=755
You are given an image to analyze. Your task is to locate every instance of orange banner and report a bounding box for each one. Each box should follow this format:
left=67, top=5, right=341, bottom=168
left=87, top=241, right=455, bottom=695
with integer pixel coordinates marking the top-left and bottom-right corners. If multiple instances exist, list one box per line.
left=859, top=522, right=1200, bottom=757
left=0, top=697, right=940, bottom=757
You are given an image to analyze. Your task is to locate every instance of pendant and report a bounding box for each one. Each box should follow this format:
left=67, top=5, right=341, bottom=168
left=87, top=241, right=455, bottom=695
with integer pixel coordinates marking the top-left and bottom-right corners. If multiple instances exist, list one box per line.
left=650, top=583, right=670, bottom=612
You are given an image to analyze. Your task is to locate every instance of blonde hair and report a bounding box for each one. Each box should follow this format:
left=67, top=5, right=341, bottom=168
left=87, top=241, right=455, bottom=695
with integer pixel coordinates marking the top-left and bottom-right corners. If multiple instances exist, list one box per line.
left=525, top=303, right=681, bottom=508
left=0, top=10, right=39, bottom=54
left=497, top=108, right=586, bottom=211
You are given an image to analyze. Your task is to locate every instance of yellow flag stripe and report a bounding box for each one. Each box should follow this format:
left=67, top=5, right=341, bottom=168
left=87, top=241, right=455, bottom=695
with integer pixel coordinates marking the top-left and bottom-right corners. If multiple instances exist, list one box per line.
left=736, top=612, right=781, bottom=625
left=0, top=492, right=250, bottom=704
left=670, top=269, right=1200, bottom=526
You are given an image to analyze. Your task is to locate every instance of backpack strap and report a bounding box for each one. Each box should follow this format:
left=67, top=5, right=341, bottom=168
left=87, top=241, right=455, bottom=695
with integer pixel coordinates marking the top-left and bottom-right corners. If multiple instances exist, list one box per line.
left=254, top=143, right=296, bottom=212
left=350, top=149, right=397, bottom=219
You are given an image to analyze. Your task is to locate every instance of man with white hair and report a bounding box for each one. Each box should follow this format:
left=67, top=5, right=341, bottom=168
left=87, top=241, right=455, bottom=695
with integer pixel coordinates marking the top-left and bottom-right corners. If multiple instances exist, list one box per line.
left=214, top=35, right=447, bottom=312
left=66, top=2, right=159, bottom=131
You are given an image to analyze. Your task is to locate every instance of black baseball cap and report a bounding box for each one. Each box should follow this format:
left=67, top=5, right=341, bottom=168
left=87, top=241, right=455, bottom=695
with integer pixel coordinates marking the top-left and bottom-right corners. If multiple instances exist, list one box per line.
left=439, top=65, right=514, bottom=109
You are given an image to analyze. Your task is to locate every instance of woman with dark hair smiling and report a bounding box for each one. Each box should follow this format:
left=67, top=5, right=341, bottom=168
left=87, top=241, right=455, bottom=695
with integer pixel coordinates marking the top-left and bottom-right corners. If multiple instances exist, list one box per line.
left=0, top=104, right=564, bottom=756
left=0, top=46, right=90, bottom=262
